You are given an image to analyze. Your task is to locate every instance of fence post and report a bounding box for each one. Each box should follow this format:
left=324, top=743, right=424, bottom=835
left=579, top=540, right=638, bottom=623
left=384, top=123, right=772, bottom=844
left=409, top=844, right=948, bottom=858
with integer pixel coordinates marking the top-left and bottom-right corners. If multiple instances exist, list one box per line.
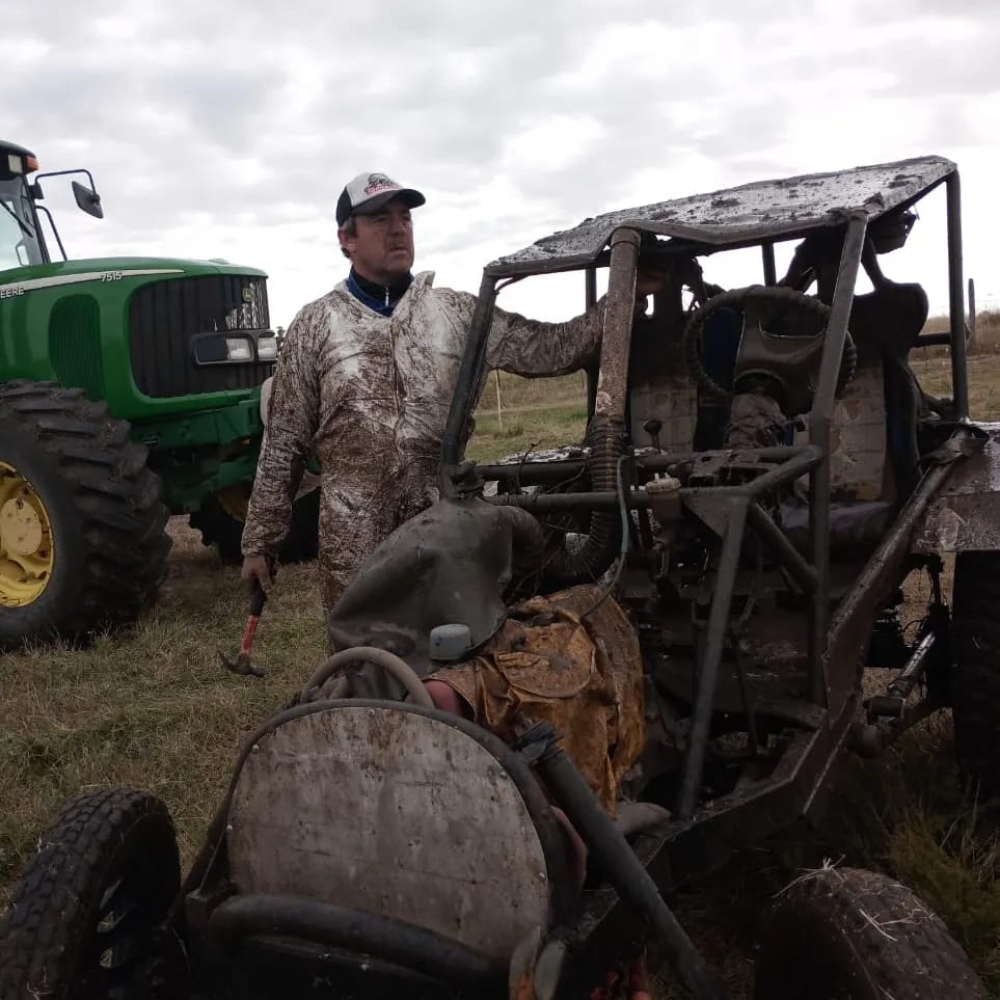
left=968, top=277, right=977, bottom=348
left=494, top=369, right=503, bottom=430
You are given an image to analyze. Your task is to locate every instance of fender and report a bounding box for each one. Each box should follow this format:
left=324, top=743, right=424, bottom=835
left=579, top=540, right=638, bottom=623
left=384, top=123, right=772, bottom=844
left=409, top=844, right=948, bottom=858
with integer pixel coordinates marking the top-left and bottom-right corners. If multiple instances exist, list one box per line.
left=912, top=422, right=1000, bottom=554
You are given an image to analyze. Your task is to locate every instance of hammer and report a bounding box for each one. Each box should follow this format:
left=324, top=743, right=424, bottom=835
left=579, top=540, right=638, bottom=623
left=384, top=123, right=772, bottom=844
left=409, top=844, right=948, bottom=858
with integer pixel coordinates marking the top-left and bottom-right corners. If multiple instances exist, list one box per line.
left=219, top=582, right=267, bottom=678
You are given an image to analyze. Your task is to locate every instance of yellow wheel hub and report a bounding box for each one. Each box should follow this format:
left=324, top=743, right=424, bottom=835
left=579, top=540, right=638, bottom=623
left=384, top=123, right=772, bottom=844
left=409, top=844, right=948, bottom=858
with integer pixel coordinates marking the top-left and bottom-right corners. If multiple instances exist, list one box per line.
left=0, top=461, right=55, bottom=607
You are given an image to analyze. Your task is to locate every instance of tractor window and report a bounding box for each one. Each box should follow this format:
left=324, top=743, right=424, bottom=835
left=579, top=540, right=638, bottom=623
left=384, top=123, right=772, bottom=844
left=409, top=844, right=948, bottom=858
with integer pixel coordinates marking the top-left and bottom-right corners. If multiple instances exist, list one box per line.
left=0, top=177, right=45, bottom=271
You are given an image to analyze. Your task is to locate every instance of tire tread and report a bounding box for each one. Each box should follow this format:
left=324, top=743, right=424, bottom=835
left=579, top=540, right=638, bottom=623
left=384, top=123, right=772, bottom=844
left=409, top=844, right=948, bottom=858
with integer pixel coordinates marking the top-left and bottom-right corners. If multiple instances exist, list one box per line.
left=0, top=788, right=180, bottom=999
left=753, top=865, right=988, bottom=999
left=0, top=380, right=171, bottom=647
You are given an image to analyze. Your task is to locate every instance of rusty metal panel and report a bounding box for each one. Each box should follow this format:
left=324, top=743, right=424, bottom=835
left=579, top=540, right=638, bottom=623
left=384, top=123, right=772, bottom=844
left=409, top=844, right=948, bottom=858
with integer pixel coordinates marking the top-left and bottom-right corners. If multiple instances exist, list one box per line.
left=629, top=374, right=698, bottom=453
left=226, top=706, right=551, bottom=961
left=913, top=423, right=1000, bottom=553
left=487, top=156, right=955, bottom=277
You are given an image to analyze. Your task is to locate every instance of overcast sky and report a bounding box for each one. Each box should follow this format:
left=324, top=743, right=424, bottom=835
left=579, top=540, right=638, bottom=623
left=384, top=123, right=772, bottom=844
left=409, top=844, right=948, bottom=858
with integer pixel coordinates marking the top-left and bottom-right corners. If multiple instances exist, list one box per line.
left=5, top=0, right=999, bottom=326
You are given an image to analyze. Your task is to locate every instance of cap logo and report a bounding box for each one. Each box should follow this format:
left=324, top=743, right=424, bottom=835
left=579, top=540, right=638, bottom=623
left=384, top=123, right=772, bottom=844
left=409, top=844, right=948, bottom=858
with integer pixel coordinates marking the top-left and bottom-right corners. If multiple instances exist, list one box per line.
left=362, top=172, right=399, bottom=196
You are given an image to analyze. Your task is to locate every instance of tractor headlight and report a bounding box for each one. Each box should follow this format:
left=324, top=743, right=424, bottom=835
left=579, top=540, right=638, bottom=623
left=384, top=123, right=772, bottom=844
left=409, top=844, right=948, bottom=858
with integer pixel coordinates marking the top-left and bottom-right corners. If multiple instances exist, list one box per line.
left=256, top=335, right=278, bottom=360
left=225, top=337, right=254, bottom=362
left=192, top=332, right=266, bottom=366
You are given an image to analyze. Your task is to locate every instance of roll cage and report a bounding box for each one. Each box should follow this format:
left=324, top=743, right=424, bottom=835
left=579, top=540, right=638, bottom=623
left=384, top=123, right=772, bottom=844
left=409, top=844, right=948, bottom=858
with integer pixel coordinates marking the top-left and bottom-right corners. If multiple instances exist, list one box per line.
left=440, top=155, right=977, bottom=823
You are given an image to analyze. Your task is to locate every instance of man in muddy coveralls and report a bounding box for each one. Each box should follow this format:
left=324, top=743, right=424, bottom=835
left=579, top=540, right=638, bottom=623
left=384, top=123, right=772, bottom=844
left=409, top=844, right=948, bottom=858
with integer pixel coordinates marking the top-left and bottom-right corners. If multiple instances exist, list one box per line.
left=240, top=172, right=617, bottom=624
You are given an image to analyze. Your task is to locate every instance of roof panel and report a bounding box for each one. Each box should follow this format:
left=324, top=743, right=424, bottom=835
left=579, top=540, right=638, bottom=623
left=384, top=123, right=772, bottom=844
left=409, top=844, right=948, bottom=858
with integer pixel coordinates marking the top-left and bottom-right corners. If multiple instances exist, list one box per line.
left=487, top=155, right=956, bottom=277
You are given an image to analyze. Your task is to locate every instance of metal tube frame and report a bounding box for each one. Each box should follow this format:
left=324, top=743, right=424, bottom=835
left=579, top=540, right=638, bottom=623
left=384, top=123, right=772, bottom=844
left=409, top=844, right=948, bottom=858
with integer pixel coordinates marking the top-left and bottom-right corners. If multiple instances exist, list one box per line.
left=806, top=212, right=869, bottom=704
left=458, top=182, right=963, bottom=825
left=947, top=171, right=969, bottom=419
left=526, top=725, right=729, bottom=999
left=440, top=272, right=500, bottom=484
left=762, top=241, right=777, bottom=286
left=747, top=501, right=818, bottom=595
left=677, top=498, right=749, bottom=820
left=476, top=445, right=813, bottom=486
left=32, top=204, right=67, bottom=261
left=482, top=213, right=868, bottom=815
left=737, top=445, right=821, bottom=497
left=593, top=228, right=641, bottom=422
left=485, top=448, right=819, bottom=512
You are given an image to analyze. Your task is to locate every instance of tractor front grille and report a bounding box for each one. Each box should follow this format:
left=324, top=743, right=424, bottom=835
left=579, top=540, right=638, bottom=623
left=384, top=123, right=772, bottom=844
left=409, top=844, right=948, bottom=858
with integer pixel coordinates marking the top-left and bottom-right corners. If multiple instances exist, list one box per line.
left=128, top=275, right=275, bottom=399
left=49, top=294, right=105, bottom=400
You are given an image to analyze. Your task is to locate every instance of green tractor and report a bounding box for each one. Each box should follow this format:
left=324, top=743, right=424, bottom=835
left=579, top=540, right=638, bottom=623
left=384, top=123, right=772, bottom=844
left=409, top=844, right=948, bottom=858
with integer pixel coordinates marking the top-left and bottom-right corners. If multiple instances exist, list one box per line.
left=0, top=139, right=317, bottom=649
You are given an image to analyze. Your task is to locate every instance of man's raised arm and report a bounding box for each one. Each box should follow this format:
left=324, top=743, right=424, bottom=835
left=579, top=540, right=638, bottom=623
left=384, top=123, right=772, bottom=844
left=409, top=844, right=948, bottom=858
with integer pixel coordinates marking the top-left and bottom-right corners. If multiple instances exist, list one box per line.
left=484, top=297, right=607, bottom=378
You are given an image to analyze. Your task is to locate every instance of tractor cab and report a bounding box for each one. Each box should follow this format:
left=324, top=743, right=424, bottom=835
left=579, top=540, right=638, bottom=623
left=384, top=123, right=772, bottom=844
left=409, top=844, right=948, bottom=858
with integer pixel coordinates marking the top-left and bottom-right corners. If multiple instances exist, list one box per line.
left=0, top=138, right=104, bottom=271
left=0, top=142, right=46, bottom=269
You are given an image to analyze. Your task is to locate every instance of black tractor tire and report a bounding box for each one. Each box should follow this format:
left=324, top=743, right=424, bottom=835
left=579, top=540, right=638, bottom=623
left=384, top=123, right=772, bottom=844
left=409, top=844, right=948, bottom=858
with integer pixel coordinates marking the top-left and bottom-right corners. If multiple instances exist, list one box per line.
left=752, top=865, right=988, bottom=999
left=189, top=485, right=320, bottom=565
left=951, top=550, right=1000, bottom=798
left=0, top=788, right=183, bottom=1000
left=0, top=380, right=171, bottom=649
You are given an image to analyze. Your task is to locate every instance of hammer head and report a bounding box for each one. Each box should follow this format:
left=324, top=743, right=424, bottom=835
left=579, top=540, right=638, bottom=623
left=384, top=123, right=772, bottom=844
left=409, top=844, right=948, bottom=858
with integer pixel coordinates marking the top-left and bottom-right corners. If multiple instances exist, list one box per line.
left=219, top=585, right=268, bottom=679
left=218, top=649, right=266, bottom=679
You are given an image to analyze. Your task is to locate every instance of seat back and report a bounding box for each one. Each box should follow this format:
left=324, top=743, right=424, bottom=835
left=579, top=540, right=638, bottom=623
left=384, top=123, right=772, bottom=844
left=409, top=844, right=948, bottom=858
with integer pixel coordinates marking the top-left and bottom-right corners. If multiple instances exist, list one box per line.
left=793, top=356, right=890, bottom=502
left=792, top=279, right=931, bottom=504
left=628, top=305, right=893, bottom=502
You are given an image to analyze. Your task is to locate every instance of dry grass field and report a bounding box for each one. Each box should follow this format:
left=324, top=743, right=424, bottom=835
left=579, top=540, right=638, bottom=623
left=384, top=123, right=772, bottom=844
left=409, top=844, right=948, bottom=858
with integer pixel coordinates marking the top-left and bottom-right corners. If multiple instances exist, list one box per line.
left=3, top=312, right=1000, bottom=995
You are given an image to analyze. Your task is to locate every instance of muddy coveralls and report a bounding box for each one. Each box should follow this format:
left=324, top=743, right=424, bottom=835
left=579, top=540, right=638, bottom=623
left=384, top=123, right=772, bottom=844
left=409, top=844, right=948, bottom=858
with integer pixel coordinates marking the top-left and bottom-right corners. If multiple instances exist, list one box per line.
left=241, top=270, right=605, bottom=624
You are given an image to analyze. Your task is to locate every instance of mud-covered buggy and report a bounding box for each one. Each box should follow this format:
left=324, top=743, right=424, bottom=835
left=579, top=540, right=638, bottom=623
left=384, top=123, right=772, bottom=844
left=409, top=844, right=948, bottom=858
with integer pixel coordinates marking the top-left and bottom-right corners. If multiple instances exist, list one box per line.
left=2, top=155, right=998, bottom=999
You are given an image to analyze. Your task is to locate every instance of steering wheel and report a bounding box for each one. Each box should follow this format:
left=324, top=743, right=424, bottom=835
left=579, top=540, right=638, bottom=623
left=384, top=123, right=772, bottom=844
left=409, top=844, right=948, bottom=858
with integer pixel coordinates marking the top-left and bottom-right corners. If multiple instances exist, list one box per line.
left=682, top=285, right=858, bottom=417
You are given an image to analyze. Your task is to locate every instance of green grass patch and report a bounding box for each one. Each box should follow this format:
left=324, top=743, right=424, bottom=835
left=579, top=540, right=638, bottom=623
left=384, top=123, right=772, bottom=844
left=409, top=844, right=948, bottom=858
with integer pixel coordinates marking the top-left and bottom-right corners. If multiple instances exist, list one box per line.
left=467, top=402, right=589, bottom=462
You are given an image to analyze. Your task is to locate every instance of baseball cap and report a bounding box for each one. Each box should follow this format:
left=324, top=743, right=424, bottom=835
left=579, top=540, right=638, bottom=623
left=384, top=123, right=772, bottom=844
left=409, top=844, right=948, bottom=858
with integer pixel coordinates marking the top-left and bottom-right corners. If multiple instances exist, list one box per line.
left=336, top=172, right=426, bottom=226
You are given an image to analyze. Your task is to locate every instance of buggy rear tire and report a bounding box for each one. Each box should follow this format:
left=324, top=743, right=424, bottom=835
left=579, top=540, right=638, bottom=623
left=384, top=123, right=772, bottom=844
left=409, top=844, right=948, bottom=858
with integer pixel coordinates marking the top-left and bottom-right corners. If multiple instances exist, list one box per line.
left=752, top=865, right=988, bottom=999
left=0, top=787, right=182, bottom=1000
left=950, top=550, right=1000, bottom=798
left=190, top=486, right=319, bottom=565
left=0, top=380, right=171, bottom=649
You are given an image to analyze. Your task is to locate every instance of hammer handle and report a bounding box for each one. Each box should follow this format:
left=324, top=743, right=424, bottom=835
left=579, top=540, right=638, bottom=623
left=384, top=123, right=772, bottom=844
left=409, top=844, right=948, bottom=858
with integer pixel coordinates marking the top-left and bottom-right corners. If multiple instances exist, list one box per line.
left=238, top=582, right=267, bottom=655
left=249, top=580, right=267, bottom=618
left=240, top=614, right=261, bottom=656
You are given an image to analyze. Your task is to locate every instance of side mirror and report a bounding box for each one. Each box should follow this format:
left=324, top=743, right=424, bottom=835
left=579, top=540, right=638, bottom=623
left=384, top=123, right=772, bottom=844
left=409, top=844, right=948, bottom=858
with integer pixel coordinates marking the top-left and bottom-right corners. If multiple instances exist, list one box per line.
left=72, top=180, right=103, bottom=219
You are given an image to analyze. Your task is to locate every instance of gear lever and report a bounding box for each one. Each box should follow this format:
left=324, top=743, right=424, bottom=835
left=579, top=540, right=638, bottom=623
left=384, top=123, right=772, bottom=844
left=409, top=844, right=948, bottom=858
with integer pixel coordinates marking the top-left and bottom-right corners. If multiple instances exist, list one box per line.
left=643, top=417, right=664, bottom=451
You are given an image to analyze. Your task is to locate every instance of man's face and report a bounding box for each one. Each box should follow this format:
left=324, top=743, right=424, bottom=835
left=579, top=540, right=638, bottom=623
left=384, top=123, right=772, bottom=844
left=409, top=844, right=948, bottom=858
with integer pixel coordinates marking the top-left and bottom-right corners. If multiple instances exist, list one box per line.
left=339, top=197, right=415, bottom=284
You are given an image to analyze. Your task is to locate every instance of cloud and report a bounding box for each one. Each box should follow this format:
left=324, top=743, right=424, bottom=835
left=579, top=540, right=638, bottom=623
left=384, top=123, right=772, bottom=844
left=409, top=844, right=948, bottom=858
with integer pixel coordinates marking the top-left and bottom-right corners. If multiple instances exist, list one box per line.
left=4, top=0, right=998, bottom=324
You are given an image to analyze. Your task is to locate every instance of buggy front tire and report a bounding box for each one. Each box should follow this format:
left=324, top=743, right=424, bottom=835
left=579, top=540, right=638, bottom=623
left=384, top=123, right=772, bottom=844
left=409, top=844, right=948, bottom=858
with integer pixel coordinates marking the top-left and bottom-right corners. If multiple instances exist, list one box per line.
left=752, top=865, right=988, bottom=999
left=0, top=788, right=182, bottom=1000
